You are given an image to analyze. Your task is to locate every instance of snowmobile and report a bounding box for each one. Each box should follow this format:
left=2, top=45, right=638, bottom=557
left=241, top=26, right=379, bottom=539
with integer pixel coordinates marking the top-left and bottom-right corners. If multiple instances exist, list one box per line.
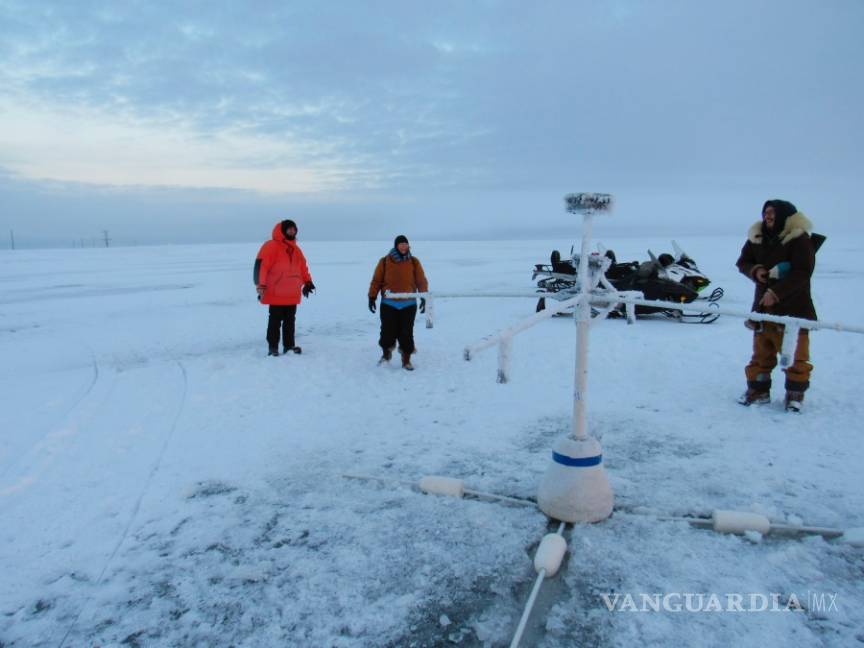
left=532, top=241, right=724, bottom=323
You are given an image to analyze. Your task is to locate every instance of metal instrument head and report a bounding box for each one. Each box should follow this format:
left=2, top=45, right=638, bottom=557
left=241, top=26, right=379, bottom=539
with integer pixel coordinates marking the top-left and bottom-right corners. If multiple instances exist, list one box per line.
left=564, top=193, right=614, bottom=214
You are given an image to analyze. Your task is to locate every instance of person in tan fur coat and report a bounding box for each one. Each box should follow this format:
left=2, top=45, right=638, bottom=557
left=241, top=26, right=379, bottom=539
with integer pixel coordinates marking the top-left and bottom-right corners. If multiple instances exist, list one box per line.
left=735, top=199, right=818, bottom=412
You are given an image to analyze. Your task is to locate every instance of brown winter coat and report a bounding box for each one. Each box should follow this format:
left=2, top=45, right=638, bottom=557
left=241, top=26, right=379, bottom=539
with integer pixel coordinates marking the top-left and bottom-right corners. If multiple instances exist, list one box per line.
left=736, top=213, right=817, bottom=320
left=368, top=255, right=429, bottom=301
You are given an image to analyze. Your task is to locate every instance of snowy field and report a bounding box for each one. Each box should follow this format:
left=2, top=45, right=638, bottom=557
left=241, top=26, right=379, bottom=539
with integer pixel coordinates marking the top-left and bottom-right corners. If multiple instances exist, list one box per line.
left=1, top=235, right=863, bottom=647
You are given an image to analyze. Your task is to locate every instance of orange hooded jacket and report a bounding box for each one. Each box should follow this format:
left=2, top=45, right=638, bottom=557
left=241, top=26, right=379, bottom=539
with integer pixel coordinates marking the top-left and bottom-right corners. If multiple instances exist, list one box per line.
left=254, top=223, right=312, bottom=306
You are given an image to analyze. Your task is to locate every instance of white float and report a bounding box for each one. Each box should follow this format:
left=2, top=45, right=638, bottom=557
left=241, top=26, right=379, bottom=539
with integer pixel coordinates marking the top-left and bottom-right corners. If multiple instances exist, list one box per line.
left=418, top=475, right=465, bottom=498
left=533, top=532, right=568, bottom=578
left=712, top=510, right=771, bottom=535
left=510, top=521, right=568, bottom=648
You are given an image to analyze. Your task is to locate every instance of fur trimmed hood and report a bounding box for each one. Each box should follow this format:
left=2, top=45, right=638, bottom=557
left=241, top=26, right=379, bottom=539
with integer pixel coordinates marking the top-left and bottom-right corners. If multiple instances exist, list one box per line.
left=747, top=212, right=813, bottom=245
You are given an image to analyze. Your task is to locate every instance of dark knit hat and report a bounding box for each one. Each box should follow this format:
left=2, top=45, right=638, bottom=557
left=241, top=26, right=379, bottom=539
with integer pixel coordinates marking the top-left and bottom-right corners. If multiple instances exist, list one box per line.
left=394, top=234, right=409, bottom=247
left=762, top=200, right=797, bottom=233
left=281, top=219, right=298, bottom=237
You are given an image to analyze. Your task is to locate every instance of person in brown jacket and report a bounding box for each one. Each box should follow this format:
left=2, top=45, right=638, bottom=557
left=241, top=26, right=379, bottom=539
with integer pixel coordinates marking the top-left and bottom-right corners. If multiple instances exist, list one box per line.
left=368, top=235, right=429, bottom=370
left=736, top=199, right=817, bottom=412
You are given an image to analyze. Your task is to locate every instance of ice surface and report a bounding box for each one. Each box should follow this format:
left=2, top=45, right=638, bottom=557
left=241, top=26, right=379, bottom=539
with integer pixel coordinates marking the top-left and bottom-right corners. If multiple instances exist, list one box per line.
left=1, top=237, right=862, bottom=646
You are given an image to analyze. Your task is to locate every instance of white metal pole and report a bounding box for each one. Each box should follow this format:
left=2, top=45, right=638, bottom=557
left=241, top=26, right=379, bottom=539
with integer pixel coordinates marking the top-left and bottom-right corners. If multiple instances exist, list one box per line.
left=463, top=295, right=581, bottom=359
left=392, top=290, right=864, bottom=336
left=425, top=293, right=434, bottom=329
left=572, top=212, right=593, bottom=441
left=497, top=337, right=513, bottom=384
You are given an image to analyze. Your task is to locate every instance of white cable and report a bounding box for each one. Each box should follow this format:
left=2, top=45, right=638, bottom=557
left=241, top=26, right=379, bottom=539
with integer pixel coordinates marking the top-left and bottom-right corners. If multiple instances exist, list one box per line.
left=510, top=521, right=566, bottom=648
left=463, top=487, right=535, bottom=508
left=345, top=476, right=853, bottom=541
left=653, top=514, right=713, bottom=527
left=342, top=473, right=415, bottom=488
left=342, top=473, right=536, bottom=507
left=768, top=523, right=844, bottom=537
left=510, top=570, right=546, bottom=648
left=642, top=511, right=846, bottom=538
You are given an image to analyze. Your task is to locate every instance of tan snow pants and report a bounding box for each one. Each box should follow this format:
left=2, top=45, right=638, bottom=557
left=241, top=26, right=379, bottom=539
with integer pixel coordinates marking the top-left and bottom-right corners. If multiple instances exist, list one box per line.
left=745, top=322, right=812, bottom=391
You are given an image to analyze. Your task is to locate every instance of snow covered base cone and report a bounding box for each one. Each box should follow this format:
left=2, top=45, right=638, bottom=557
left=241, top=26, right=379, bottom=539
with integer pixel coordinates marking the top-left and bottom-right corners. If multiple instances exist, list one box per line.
left=537, top=435, right=614, bottom=523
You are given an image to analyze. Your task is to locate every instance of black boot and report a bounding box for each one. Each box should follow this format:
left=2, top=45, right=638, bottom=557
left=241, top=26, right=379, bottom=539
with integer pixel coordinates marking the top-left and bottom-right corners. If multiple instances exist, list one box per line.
left=737, top=388, right=770, bottom=405
left=784, top=391, right=804, bottom=413
left=378, top=346, right=394, bottom=365
left=268, top=346, right=279, bottom=357
left=738, top=375, right=770, bottom=406
left=401, top=350, right=414, bottom=371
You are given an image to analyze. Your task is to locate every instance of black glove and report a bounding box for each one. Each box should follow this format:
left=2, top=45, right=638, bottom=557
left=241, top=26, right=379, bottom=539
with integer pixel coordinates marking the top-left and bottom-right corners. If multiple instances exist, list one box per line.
left=368, top=297, right=377, bottom=313
left=419, top=298, right=426, bottom=314
left=302, top=281, right=315, bottom=298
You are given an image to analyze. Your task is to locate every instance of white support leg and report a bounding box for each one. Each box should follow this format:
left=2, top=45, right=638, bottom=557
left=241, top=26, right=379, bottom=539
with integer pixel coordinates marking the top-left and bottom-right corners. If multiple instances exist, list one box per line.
left=497, top=337, right=512, bottom=384
left=780, top=324, right=800, bottom=368
left=425, top=294, right=434, bottom=329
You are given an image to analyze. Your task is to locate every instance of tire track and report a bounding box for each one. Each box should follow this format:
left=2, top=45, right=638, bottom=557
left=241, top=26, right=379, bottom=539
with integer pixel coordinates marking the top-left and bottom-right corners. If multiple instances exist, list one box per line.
left=57, top=357, right=188, bottom=648
left=0, top=344, right=100, bottom=484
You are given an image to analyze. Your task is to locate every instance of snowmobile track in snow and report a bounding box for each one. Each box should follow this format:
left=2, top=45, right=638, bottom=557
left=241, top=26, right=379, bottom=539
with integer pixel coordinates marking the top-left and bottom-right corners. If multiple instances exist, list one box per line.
left=56, top=357, right=188, bottom=648
left=0, top=344, right=100, bottom=485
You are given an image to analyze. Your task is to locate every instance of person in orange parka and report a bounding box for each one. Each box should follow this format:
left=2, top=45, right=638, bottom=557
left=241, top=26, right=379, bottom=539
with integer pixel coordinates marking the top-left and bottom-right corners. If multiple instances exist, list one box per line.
left=254, top=219, right=315, bottom=356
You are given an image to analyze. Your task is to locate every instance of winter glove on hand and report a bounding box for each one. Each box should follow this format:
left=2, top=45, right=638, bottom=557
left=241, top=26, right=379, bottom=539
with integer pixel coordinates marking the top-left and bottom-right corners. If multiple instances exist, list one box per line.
left=302, top=281, right=316, bottom=298
left=753, top=266, right=769, bottom=284
left=256, top=285, right=265, bottom=301
left=759, top=289, right=779, bottom=308
left=419, top=297, right=426, bottom=314
left=768, top=262, right=790, bottom=281
left=368, top=297, right=377, bottom=313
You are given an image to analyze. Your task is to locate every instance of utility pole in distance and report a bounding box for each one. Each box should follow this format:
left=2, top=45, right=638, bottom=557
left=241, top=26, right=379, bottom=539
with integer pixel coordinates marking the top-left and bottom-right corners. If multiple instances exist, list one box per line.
left=102, top=230, right=111, bottom=248
left=9, top=230, right=14, bottom=250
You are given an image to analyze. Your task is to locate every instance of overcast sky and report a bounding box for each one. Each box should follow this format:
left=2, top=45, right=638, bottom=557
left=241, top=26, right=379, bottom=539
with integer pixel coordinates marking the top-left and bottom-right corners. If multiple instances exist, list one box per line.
left=1, top=0, right=862, bottom=247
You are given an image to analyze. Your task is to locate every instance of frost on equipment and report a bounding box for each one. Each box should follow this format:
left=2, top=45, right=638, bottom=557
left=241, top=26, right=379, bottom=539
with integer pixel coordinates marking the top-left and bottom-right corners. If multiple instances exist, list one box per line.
left=532, top=241, right=724, bottom=324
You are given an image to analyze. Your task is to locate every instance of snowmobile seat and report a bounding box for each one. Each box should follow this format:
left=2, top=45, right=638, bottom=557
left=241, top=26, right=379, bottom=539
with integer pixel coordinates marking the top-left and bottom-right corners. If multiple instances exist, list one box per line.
left=606, top=262, right=638, bottom=282
left=636, top=261, right=657, bottom=279
left=550, top=250, right=576, bottom=275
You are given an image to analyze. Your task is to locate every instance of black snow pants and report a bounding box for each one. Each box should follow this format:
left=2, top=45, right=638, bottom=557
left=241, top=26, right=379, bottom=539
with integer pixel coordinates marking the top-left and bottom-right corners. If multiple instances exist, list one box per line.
left=267, top=305, right=296, bottom=350
left=379, top=303, right=417, bottom=355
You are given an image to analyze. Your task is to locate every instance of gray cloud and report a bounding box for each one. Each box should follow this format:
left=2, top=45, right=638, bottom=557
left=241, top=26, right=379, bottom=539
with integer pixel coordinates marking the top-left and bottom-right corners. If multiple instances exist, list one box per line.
left=1, top=0, right=862, bottom=245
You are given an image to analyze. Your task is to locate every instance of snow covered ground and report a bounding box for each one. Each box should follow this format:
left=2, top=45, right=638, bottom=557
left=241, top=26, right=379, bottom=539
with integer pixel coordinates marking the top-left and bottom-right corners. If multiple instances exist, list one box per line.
left=1, top=234, right=863, bottom=647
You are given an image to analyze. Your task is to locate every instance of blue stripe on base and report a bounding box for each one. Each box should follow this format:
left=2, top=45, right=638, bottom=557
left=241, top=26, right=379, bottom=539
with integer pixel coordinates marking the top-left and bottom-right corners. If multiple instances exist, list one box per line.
left=553, top=452, right=602, bottom=467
